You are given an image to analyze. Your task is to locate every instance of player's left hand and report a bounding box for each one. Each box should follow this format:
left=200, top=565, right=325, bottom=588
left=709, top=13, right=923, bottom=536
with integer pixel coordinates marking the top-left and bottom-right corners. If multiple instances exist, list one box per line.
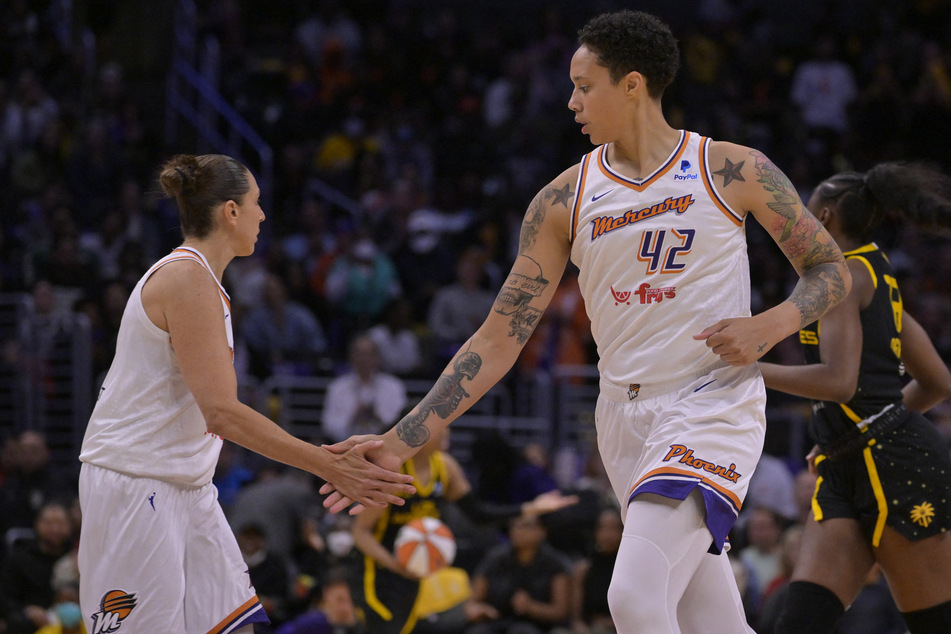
left=320, top=434, right=408, bottom=514
left=694, top=315, right=776, bottom=365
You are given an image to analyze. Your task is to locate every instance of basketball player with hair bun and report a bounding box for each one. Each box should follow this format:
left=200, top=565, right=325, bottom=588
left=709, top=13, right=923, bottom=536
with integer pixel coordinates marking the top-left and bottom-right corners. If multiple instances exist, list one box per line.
left=77, top=154, right=415, bottom=633
left=324, top=9, right=851, bottom=632
left=759, top=162, right=951, bottom=634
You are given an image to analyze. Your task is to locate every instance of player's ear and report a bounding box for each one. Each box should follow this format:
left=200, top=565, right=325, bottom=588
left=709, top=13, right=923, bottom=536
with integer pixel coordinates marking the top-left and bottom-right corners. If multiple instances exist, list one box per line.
left=624, top=71, right=646, bottom=98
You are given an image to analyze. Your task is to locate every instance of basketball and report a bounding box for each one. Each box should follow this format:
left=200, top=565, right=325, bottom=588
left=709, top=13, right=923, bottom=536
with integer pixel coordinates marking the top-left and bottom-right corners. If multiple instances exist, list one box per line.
left=394, top=516, right=456, bottom=577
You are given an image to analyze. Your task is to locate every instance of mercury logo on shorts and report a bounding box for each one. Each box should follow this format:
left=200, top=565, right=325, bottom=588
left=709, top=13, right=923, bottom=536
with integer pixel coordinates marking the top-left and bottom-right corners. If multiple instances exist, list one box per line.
left=90, top=590, right=138, bottom=633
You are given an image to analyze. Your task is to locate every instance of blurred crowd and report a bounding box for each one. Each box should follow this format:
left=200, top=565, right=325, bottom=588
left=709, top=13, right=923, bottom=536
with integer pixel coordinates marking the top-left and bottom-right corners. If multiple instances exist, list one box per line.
left=2, top=0, right=951, bottom=631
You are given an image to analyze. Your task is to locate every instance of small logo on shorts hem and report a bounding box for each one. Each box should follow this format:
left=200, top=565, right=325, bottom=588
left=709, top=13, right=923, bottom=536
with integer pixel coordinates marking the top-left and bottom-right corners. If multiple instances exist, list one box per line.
left=628, top=384, right=641, bottom=400
left=91, top=590, right=138, bottom=633
left=911, top=502, right=935, bottom=527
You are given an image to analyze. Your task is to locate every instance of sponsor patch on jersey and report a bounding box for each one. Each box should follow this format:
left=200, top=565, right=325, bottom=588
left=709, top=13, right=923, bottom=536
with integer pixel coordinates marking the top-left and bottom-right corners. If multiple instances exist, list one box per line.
left=674, top=159, right=698, bottom=181
left=611, top=283, right=676, bottom=306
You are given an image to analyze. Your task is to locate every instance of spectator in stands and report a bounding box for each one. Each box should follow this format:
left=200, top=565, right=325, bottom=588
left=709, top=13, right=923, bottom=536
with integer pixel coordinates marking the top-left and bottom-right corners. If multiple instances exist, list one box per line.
left=321, top=334, right=407, bottom=443
left=236, top=522, right=294, bottom=625
left=34, top=582, right=85, bottom=634
left=31, top=229, right=100, bottom=315
left=240, top=271, right=328, bottom=379
left=470, top=431, right=558, bottom=506
left=213, top=441, right=255, bottom=511
left=324, top=235, right=402, bottom=340
left=555, top=505, right=622, bottom=634
left=366, top=297, right=424, bottom=377
left=227, top=464, right=322, bottom=563
left=0, top=430, right=74, bottom=534
left=790, top=34, right=857, bottom=157
left=464, top=513, right=572, bottom=633
left=0, top=502, right=73, bottom=634
left=755, top=523, right=804, bottom=633
left=518, top=266, right=592, bottom=374
left=739, top=508, right=787, bottom=606
left=427, top=245, right=496, bottom=364
left=276, top=568, right=366, bottom=634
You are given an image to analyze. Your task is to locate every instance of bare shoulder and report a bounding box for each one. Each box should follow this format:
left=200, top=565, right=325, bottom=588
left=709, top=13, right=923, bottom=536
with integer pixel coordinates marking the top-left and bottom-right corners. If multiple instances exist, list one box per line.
left=706, top=140, right=802, bottom=217
left=141, top=258, right=221, bottom=332
left=518, top=163, right=581, bottom=254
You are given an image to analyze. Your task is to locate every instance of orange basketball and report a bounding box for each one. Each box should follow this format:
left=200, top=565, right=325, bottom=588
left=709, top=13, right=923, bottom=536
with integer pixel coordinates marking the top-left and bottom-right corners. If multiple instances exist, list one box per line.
left=394, top=516, right=456, bottom=577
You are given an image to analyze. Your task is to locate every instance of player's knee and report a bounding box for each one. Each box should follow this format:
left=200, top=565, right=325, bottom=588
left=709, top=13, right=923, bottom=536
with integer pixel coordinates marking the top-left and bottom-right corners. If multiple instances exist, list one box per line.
left=607, top=541, right=673, bottom=632
left=775, top=580, right=844, bottom=634
left=902, top=598, right=951, bottom=634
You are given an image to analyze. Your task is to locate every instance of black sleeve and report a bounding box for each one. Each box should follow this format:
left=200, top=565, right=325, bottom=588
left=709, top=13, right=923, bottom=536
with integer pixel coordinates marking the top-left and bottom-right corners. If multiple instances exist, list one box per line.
left=453, top=492, right=524, bottom=525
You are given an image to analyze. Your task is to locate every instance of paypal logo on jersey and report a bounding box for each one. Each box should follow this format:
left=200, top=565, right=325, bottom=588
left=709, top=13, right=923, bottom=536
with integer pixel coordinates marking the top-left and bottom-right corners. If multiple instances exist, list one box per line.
left=674, top=159, right=698, bottom=181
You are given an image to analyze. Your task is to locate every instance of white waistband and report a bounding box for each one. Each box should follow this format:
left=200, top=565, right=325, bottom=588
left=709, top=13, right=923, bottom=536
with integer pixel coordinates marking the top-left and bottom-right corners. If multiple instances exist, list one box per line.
left=599, top=360, right=728, bottom=403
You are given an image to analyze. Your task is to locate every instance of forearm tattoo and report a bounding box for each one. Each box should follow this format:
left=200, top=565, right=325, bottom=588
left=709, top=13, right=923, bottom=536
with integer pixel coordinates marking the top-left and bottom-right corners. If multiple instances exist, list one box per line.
left=493, top=255, right=548, bottom=344
left=747, top=151, right=848, bottom=327
left=789, top=263, right=849, bottom=329
left=396, top=350, right=482, bottom=448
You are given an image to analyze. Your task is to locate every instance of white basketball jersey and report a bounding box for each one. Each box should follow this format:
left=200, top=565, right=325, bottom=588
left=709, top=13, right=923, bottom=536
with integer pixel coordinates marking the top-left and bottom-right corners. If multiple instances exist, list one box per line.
left=80, top=247, right=231, bottom=487
left=570, top=131, right=752, bottom=386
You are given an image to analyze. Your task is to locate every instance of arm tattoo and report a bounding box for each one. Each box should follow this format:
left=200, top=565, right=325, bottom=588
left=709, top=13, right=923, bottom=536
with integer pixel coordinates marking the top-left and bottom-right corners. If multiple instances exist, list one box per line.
left=713, top=158, right=745, bottom=187
left=396, top=351, right=482, bottom=448
left=748, top=152, right=849, bottom=327
left=789, top=263, right=849, bottom=329
left=519, top=182, right=573, bottom=253
left=751, top=151, right=799, bottom=242
left=493, top=256, right=548, bottom=344
left=549, top=182, right=573, bottom=208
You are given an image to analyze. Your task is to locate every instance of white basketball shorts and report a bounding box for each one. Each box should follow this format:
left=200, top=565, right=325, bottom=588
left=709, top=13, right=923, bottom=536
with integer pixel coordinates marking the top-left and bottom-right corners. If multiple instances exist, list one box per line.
left=78, top=463, right=268, bottom=633
left=596, top=361, right=766, bottom=553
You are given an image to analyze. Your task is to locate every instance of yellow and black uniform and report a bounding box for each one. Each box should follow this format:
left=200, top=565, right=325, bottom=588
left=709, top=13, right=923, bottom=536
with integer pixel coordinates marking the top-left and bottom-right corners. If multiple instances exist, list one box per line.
left=801, top=243, right=951, bottom=545
left=360, top=451, right=451, bottom=634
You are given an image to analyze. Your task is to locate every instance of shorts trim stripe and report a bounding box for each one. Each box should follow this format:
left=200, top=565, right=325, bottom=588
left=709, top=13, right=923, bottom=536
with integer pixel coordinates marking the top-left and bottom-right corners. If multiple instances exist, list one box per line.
left=207, top=597, right=266, bottom=634
left=812, top=474, right=825, bottom=520
left=630, top=475, right=741, bottom=553
left=629, top=466, right=742, bottom=511
left=863, top=446, right=889, bottom=546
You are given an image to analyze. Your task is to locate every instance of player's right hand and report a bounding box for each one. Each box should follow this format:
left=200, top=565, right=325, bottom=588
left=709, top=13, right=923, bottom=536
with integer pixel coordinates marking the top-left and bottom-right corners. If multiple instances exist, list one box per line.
left=318, top=438, right=415, bottom=514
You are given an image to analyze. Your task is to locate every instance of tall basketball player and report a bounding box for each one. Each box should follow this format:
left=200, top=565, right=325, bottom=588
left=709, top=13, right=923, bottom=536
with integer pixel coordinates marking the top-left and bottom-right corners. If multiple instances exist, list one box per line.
left=325, top=11, right=851, bottom=632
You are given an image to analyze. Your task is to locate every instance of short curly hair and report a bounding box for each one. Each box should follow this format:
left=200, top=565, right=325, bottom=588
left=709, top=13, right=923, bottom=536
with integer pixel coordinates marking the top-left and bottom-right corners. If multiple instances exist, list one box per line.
left=578, top=10, right=680, bottom=99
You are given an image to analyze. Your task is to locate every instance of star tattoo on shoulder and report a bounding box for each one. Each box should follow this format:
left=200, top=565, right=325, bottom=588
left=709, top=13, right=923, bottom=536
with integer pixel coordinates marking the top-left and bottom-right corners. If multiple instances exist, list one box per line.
left=713, top=158, right=745, bottom=187
left=548, top=182, right=573, bottom=208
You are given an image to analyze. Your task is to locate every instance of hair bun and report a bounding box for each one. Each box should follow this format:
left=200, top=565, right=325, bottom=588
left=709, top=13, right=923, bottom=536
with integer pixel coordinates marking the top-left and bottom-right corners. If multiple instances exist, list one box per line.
left=159, top=154, right=201, bottom=198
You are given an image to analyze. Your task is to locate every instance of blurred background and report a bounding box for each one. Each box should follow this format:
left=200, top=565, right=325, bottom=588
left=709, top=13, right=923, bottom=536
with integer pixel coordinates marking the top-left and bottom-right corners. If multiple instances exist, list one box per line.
left=0, top=1, right=950, bottom=631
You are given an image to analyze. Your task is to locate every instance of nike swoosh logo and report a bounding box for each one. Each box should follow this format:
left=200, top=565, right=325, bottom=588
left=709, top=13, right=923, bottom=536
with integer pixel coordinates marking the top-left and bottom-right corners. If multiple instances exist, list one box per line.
left=693, top=379, right=717, bottom=393
left=591, top=190, right=614, bottom=202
